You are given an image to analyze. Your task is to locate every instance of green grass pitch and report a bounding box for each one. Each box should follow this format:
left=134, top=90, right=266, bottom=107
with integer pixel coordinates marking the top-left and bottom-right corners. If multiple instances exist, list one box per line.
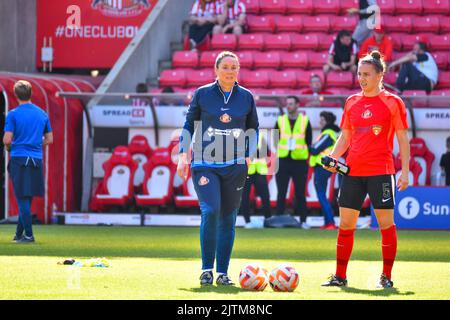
left=0, top=225, right=449, bottom=300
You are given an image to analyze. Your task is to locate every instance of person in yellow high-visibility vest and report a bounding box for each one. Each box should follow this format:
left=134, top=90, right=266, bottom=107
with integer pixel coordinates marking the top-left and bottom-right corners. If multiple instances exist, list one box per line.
left=239, top=134, right=272, bottom=228
left=274, top=96, right=312, bottom=228
left=309, top=111, right=341, bottom=230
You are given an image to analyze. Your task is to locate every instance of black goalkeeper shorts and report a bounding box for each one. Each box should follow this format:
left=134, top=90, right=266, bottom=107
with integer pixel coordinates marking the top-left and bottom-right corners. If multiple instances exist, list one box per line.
left=338, top=174, right=396, bottom=211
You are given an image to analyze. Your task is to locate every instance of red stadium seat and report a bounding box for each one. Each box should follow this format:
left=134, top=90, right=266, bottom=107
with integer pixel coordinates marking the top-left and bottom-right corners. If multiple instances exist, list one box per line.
left=285, top=0, right=314, bottom=14
left=394, top=156, right=422, bottom=186
left=128, top=135, right=153, bottom=192
left=280, top=51, right=309, bottom=69
left=311, top=33, right=335, bottom=50
left=241, top=0, right=260, bottom=14
left=431, top=52, right=448, bottom=70
left=135, top=148, right=175, bottom=207
left=326, top=71, right=354, bottom=88
left=308, top=51, right=329, bottom=69
left=259, top=0, right=287, bottom=14
left=253, top=51, right=282, bottom=69
left=436, top=71, right=450, bottom=89
left=302, top=15, right=330, bottom=33
left=429, top=90, right=450, bottom=107
left=440, top=16, right=450, bottom=33
left=412, top=16, right=440, bottom=34
left=294, top=69, right=325, bottom=87
left=430, top=34, right=450, bottom=51
left=159, top=69, right=186, bottom=87
left=339, top=0, right=359, bottom=15
left=290, top=34, right=319, bottom=50
left=236, top=51, right=255, bottom=69
left=185, top=69, right=215, bottom=87
left=402, top=90, right=428, bottom=108
left=90, top=146, right=138, bottom=212
left=240, top=70, right=270, bottom=87
left=402, top=34, right=433, bottom=51
left=246, top=14, right=276, bottom=33
left=423, top=0, right=450, bottom=14
left=389, top=33, right=405, bottom=51
left=378, top=0, right=396, bottom=15
left=210, top=34, right=237, bottom=50
left=172, top=51, right=199, bottom=69
left=264, top=33, right=292, bottom=50
left=275, top=15, right=302, bottom=32
left=313, top=0, right=340, bottom=14
left=409, top=137, right=436, bottom=186
left=395, top=0, right=423, bottom=15
left=269, top=70, right=298, bottom=88
left=329, top=16, right=358, bottom=33
left=174, top=173, right=199, bottom=208
left=384, top=15, right=413, bottom=33
left=238, top=33, right=265, bottom=50
left=199, top=51, right=221, bottom=68
left=383, top=72, right=399, bottom=86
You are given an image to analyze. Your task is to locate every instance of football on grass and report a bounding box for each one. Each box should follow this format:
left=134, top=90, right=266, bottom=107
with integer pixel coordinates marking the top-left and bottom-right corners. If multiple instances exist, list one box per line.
left=269, top=264, right=299, bottom=292
left=239, top=264, right=269, bottom=291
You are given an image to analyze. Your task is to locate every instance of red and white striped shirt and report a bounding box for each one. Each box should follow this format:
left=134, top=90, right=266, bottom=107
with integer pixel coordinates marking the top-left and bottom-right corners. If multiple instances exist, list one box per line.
left=217, top=0, right=246, bottom=23
left=190, top=0, right=222, bottom=18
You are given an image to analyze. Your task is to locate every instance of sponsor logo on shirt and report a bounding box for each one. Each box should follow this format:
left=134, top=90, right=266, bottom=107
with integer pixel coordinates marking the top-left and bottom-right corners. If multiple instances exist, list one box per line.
left=220, top=113, right=232, bottom=123
left=198, top=176, right=210, bottom=186
left=362, top=109, right=372, bottom=119
left=372, top=125, right=383, bottom=135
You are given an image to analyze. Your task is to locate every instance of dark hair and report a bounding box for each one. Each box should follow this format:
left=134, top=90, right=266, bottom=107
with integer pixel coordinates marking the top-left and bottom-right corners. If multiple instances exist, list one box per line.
left=162, top=86, right=174, bottom=93
left=359, top=50, right=386, bottom=74
left=215, top=51, right=240, bottom=69
left=337, top=30, right=352, bottom=41
left=320, top=111, right=336, bottom=125
left=286, top=95, right=300, bottom=104
left=310, top=74, right=322, bottom=82
left=136, top=83, right=148, bottom=93
left=14, top=80, right=32, bottom=101
left=447, top=136, right=450, bottom=147
left=417, top=42, right=428, bottom=52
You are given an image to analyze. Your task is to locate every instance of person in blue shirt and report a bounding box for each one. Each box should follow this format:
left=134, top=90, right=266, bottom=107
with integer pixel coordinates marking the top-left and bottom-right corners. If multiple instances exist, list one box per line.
left=3, top=80, right=53, bottom=243
left=177, top=51, right=259, bottom=286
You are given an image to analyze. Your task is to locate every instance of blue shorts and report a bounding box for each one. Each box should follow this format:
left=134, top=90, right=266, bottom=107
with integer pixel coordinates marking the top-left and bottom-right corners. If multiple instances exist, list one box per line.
left=8, top=157, right=45, bottom=198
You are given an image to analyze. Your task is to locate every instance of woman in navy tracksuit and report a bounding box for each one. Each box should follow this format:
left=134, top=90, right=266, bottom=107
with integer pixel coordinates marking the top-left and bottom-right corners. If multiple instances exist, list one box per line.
left=177, top=51, right=259, bottom=286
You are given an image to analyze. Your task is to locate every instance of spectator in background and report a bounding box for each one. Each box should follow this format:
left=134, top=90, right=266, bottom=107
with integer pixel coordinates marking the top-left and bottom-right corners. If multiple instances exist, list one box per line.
left=323, top=30, right=358, bottom=76
left=215, top=0, right=247, bottom=36
left=133, top=82, right=150, bottom=107
left=239, top=133, right=272, bottom=229
left=440, top=137, right=450, bottom=186
left=347, top=0, right=378, bottom=46
left=274, top=96, right=312, bottom=229
left=309, top=111, right=340, bottom=230
left=358, top=25, right=393, bottom=62
left=301, top=74, right=335, bottom=107
left=301, top=74, right=332, bottom=96
left=388, top=42, right=438, bottom=94
left=188, top=0, right=222, bottom=50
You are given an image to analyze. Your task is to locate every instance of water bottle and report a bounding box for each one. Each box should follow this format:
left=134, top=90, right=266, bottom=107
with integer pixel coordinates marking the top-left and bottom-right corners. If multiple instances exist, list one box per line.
left=321, top=155, right=350, bottom=176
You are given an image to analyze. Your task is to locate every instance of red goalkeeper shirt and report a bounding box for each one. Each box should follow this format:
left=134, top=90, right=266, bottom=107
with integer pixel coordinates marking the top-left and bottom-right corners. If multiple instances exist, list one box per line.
left=340, top=90, right=408, bottom=176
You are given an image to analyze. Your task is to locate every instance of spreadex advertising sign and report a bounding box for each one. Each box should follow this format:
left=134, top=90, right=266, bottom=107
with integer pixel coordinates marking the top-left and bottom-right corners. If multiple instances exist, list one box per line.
left=37, top=0, right=157, bottom=68
left=90, top=105, right=344, bottom=128
left=371, top=187, right=450, bottom=230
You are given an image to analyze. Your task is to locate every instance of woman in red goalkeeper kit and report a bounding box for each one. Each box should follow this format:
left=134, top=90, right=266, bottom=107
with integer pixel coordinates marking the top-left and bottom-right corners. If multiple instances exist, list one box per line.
left=321, top=51, right=410, bottom=289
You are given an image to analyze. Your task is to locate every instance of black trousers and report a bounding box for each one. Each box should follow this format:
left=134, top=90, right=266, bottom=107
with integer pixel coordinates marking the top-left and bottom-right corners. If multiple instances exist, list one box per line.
left=275, top=158, right=309, bottom=222
left=189, top=22, right=214, bottom=45
left=396, top=62, right=432, bottom=93
left=239, top=173, right=271, bottom=223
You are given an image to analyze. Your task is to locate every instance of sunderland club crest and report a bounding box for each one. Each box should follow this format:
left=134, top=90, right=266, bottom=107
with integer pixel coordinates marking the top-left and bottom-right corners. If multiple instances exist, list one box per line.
left=92, top=0, right=151, bottom=18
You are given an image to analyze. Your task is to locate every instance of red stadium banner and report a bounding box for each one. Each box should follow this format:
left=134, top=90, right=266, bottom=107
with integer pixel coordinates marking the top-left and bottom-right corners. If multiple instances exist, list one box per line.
left=36, top=0, right=157, bottom=69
